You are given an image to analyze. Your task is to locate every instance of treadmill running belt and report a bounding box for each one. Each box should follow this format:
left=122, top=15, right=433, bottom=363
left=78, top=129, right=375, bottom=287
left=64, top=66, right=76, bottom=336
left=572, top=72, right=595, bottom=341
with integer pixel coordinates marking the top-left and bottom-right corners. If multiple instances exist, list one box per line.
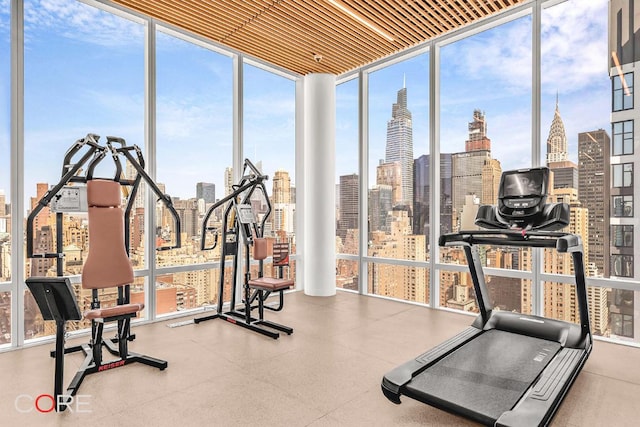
left=405, top=329, right=561, bottom=424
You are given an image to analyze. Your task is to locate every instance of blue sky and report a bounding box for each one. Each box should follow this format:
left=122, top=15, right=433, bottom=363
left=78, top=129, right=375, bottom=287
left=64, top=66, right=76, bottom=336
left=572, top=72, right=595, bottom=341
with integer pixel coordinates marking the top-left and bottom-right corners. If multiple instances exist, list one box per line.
left=2, top=0, right=611, bottom=204
left=336, top=0, right=609, bottom=180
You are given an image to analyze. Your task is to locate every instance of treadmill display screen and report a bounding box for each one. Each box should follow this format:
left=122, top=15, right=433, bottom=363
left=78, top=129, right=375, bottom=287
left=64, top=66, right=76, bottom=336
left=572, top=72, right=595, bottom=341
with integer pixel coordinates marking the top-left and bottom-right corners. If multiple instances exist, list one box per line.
left=501, top=170, right=545, bottom=198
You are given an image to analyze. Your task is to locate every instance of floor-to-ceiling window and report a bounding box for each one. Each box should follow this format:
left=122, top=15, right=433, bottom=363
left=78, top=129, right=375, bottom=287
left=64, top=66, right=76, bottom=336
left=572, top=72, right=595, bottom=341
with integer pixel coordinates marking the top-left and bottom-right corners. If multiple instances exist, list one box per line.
left=243, top=62, right=297, bottom=285
left=540, top=0, right=620, bottom=340
left=0, top=0, right=11, bottom=346
left=366, top=52, right=430, bottom=304
left=22, top=0, right=144, bottom=339
left=438, top=15, right=532, bottom=313
left=155, top=27, right=233, bottom=315
left=336, top=76, right=359, bottom=291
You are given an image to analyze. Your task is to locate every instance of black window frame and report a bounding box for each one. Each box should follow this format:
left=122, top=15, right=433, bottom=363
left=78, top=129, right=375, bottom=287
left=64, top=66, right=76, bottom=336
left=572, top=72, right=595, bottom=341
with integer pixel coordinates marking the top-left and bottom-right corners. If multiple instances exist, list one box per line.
left=611, top=254, right=634, bottom=277
left=611, top=312, right=634, bottom=338
left=611, top=225, right=634, bottom=247
left=613, top=72, right=634, bottom=112
left=612, top=195, right=634, bottom=217
left=612, top=163, right=633, bottom=188
left=612, top=120, right=634, bottom=156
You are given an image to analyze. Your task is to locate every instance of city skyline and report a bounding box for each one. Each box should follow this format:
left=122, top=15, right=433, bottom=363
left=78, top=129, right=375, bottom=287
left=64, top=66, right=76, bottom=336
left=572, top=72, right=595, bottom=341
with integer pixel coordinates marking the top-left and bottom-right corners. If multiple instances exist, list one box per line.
left=4, top=0, right=637, bottom=345
left=0, top=1, right=612, bottom=202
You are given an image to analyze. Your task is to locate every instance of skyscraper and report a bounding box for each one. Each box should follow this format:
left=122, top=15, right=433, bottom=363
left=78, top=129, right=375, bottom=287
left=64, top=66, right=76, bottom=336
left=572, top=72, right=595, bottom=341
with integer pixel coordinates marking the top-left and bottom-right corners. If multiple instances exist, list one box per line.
left=272, top=170, right=291, bottom=204
left=451, top=110, right=498, bottom=230
left=578, top=129, right=610, bottom=278
left=377, top=161, right=403, bottom=205
left=385, top=86, right=413, bottom=207
left=465, top=109, right=491, bottom=152
left=546, top=97, right=568, bottom=163
left=224, top=167, right=233, bottom=197
left=196, top=182, right=215, bottom=204
left=412, top=153, right=453, bottom=241
left=272, top=170, right=293, bottom=234
left=338, top=174, right=358, bottom=241
left=608, top=0, right=638, bottom=339
left=369, top=185, right=392, bottom=233
left=546, top=97, right=579, bottom=190
left=451, top=150, right=491, bottom=229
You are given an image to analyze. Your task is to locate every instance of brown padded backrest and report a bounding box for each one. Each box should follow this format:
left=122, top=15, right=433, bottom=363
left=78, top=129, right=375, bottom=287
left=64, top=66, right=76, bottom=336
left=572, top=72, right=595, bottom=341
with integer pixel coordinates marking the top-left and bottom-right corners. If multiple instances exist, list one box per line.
left=253, top=238, right=268, bottom=261
left=82, top=179, right=134, bottom=290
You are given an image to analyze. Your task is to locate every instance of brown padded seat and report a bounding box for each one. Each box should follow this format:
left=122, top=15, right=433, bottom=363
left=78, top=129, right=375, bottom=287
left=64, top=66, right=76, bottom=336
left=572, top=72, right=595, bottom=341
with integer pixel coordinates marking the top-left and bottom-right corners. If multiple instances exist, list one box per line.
left=250, top=238, right=293, bottom=291
left=84, top=303, right=144, bottom=320
left=82, top=179, right=141, bottom=320
left=248, top=277, right=294, bottom=292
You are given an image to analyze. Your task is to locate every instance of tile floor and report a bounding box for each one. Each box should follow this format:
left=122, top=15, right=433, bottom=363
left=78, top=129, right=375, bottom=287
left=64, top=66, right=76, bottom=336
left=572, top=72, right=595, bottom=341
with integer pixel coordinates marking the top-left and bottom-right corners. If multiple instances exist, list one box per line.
left=1, top=291, right=638, bottom=426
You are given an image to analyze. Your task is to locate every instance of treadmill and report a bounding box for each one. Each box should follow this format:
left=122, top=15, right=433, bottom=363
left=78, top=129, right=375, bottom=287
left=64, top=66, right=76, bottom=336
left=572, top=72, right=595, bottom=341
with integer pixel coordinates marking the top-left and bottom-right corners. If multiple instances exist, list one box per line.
left=382, top=167, right=592, bottom=426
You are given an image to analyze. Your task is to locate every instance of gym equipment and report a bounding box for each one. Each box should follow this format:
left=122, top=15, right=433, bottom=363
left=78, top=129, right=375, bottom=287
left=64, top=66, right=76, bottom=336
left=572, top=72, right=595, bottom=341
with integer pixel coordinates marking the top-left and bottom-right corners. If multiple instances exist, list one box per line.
left=381, top=167, right=591, bottom=426
left=194, top=159, right=293, bottom=339
left=25, top=134, right=181, bottom=411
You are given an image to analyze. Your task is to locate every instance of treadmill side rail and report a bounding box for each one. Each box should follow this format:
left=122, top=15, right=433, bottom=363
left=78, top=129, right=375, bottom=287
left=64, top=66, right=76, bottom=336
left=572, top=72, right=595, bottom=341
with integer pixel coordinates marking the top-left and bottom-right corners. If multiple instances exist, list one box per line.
left=382, top=326, right=482, bottom=403
left=496, top=347, right=591, bottom=427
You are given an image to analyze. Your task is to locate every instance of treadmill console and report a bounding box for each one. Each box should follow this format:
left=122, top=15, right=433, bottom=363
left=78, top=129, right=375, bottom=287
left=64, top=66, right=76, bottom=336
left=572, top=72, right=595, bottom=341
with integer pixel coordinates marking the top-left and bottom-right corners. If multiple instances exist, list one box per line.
left=475, top=167, right=568, bottom=231
left=498, top=167, right=548, bottom=223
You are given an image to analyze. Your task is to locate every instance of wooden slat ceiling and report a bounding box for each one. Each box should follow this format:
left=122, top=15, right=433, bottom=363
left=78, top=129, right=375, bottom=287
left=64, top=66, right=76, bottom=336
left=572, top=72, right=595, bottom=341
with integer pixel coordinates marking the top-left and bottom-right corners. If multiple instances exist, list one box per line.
left=111, top=0, right=526, bottom=75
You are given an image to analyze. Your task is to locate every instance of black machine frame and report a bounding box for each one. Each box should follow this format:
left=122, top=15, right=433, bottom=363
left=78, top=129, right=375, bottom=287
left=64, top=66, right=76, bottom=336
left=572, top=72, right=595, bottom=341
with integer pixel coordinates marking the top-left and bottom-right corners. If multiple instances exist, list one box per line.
left=382, top=167, right=592, bottom=426
left=194, top=159, right=293, bottom=339
left=25, top=134, right=181, bottom=411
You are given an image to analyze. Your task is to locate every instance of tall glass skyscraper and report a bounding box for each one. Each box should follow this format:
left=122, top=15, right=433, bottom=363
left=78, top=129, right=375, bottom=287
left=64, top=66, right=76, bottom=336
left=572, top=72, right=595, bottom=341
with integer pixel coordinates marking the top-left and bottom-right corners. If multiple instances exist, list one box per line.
left=385, top=86, right=414, bottom=207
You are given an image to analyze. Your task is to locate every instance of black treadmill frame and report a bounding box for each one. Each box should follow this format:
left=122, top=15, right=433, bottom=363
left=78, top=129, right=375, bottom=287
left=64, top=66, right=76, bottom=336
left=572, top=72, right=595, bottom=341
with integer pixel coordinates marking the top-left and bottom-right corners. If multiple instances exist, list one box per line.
left=382, top=228, right=592, bottom=426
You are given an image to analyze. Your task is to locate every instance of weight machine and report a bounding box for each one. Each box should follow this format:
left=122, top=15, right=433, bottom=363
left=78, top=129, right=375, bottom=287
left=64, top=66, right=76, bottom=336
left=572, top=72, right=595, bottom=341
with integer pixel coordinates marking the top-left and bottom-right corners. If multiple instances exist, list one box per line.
left=194, top=159, right=293, bottom=339
left=25, top=134, right=181, bottom=411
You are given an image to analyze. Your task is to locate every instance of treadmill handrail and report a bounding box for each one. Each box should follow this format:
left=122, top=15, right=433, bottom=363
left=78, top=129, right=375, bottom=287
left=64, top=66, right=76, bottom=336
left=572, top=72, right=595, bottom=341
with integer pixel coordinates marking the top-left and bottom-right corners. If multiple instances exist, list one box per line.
left=439, top=229, right=582, bottom=252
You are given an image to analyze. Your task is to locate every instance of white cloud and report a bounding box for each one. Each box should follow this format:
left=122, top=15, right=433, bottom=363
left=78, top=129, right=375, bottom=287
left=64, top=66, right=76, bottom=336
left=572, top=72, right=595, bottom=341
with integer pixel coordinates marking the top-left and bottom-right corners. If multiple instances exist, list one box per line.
left=24, top=0, right=143, bottom=47
left=540, top=0, right=609, bottom=94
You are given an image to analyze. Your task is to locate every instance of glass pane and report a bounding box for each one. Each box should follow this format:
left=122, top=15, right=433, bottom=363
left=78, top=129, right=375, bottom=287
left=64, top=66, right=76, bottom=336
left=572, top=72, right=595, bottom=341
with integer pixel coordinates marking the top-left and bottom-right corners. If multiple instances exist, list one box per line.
left=439, top=16, right=531, bottom=268
left=368, top=53, right=429, bottom=261
left=0, top=0, right=9, bottom=284
left=543, top=282, right=640, bottom=343
left=23, top=0, right=144, bottom=339
left=542, top=0, right=611, bottom=281
left=336, top=259, right=359, bottom=290
left=243, top=64, right=296, bottom=254
left=155, top=29, right=232, bottom=273
left=487, top=275, right=531, bottom=315
left=336, top=78, right=359, bottom=256
left=438, top=269, right=477, bottom=313
left=156, top=267, right=233, bottom=315
left=0, top=291, right=9, bottom=345
left=609, top=288, right=636, bottom=340
left=368, top=262, right=429, bottom=304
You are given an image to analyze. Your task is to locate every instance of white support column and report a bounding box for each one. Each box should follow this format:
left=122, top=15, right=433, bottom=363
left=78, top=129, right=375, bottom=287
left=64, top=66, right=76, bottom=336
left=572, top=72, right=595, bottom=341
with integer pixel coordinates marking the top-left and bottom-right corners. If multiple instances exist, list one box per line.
left=303, top=74, right=336, bottom=297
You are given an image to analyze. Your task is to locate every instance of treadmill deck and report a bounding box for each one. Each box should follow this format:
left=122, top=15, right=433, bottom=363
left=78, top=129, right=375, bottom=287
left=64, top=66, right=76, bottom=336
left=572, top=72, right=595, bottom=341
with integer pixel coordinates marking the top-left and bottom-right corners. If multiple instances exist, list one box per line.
left=405, top=329, right=561, bottom=425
